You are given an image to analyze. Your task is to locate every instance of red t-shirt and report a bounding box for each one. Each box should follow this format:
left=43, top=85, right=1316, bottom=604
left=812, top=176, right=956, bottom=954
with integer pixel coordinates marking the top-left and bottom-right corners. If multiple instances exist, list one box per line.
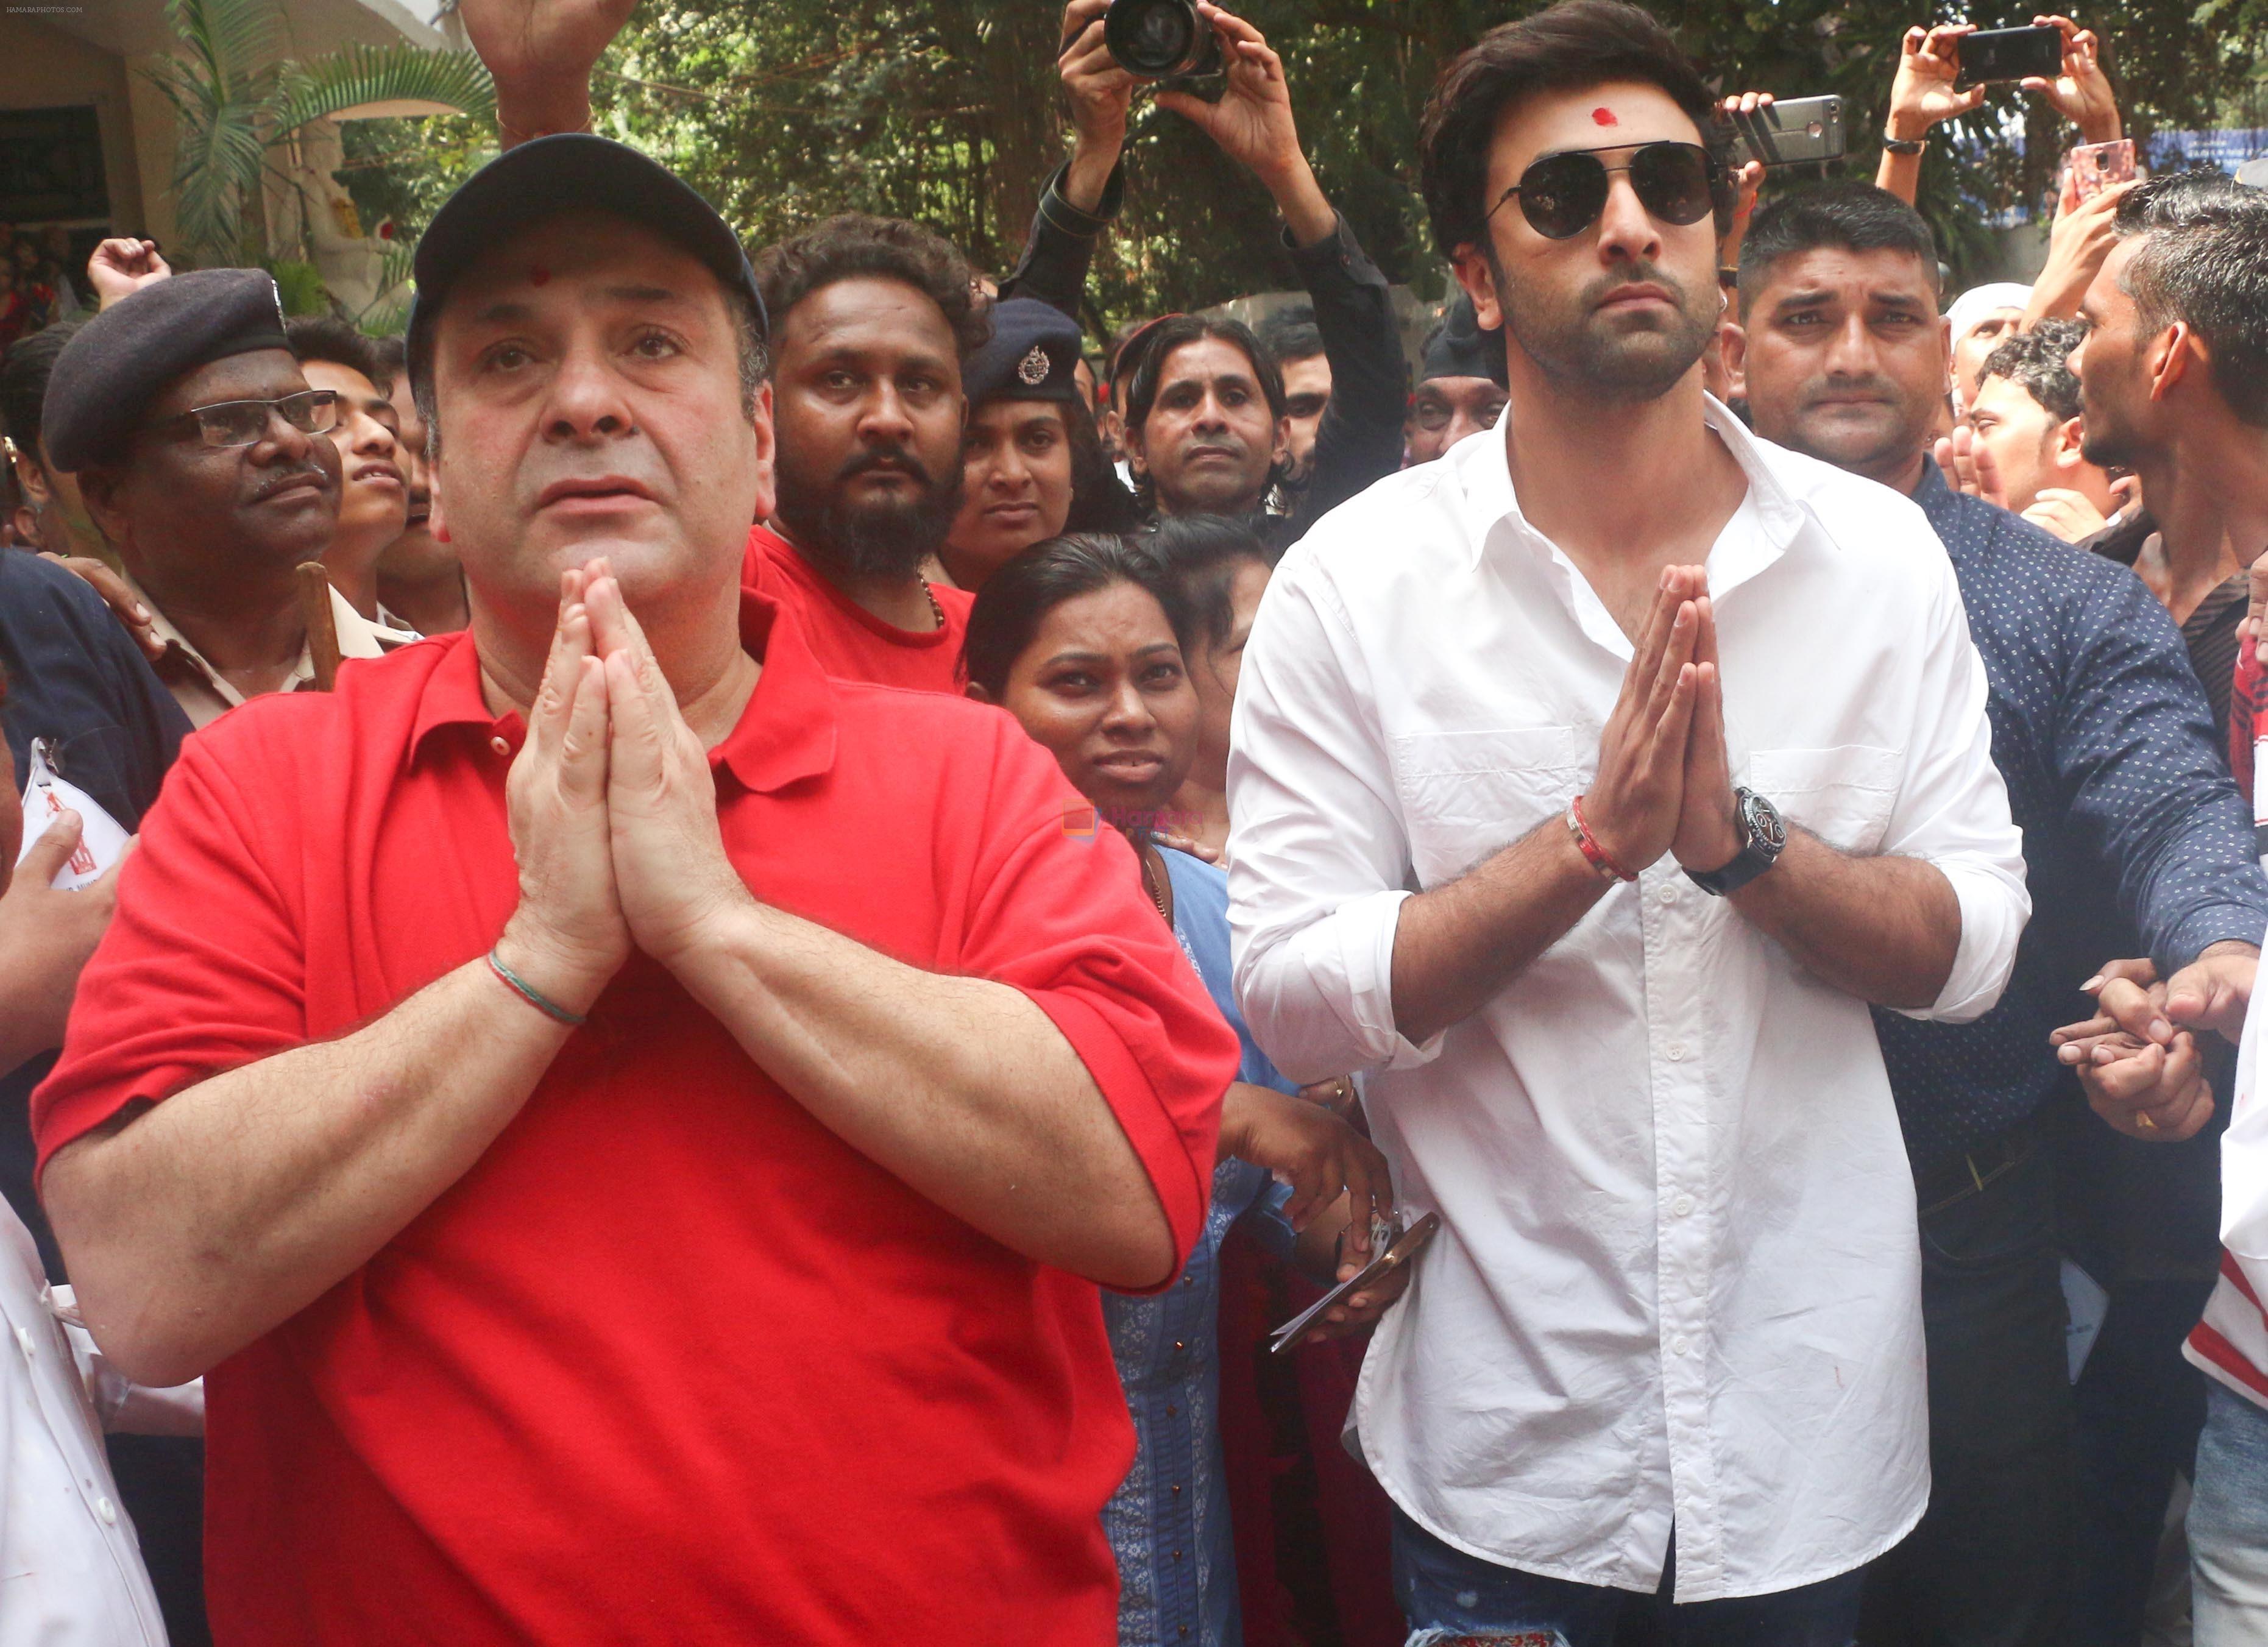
left=742, top=523, right=974, bottom=693
left=35, top=594, right=1235, bottom=1646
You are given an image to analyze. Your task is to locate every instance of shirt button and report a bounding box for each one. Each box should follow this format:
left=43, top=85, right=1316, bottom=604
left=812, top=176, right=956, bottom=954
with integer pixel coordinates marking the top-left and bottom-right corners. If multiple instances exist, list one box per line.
left=1166, top=1406, right=1177, bottom=1419
left=1667, top=1042, right=1688, bottom=1062
left=95, top=1495, right=118, bottom=1526
left=1673, top=1195, right=1695, bottom=1218
left=1171, top=1483, right=1183, bottom=1496
left=1672, top=1336, right=1692, bottom=1356
left=1657, top=884, right=1678, bottom=905
left=15, top=1325, right=33, bottom=1358
left=1173, top=1341, right=1185, bottom=1353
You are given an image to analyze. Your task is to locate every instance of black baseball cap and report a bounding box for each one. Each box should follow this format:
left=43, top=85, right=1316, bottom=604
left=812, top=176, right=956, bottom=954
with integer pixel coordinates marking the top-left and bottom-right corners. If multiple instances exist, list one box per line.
left=405, top=133, right=766, bottom=373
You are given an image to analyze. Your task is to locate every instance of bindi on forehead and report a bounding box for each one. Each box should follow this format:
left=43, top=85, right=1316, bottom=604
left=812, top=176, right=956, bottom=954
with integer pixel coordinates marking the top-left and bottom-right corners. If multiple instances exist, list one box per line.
left=529, top=266, right=551, bottom=286
left=1592, top=106, right=1619, bottom=127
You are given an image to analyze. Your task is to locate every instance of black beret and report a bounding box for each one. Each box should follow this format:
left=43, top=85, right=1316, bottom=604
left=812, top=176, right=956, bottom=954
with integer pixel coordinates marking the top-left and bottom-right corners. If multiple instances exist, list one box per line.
left=963, top=298, right=1083, bottom=408
left=407, top=133, right=765, bottom=374
left=43, top=267, right=288, bottom=470
left=1421, top=291, right=1508, bottom=389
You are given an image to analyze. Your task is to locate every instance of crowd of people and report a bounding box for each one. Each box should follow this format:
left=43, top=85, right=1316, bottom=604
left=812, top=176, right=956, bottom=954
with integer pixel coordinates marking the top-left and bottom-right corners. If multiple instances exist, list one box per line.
left=3, top=0, right=2267, bottom=1644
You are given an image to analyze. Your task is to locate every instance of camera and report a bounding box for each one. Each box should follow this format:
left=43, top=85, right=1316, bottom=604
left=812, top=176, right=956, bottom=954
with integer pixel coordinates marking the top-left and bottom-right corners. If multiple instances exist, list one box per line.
left=1104, top=0, right=1222, bottom=81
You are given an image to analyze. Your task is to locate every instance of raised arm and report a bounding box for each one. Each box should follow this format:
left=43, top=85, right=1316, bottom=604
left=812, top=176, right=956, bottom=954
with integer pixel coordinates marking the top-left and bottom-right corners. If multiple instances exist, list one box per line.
left=996, top=0, right=1136, bottom=319
left=1874, top=25, right=1983, bottom=206
left=585, top=582, right=1207, bottom=1292
left=456, top=0, right=634, bottom=147
left=41, top=587, right=631, bottom=1387
left=1155, top=4, right=1402, bottom=514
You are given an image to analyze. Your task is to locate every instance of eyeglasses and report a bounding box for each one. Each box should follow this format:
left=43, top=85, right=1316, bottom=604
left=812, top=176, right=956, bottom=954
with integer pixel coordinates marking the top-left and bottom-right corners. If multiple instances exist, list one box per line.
left=144, top=389, right=339, bottom=450
left=1487, top=141, right=1725, bottom=242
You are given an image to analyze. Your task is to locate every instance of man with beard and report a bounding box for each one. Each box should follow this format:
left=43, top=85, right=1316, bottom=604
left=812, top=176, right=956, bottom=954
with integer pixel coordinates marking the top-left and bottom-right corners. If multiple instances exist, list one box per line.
left=1729, top=179, right=2265, bottom=1647
left=2072, top=174, right=2268, bottom=748
left=1224, top=6, right=2027, bottom=1639
left=743, top=214, right=984, bottom=693
left=42, top=269, right=413, bottom=729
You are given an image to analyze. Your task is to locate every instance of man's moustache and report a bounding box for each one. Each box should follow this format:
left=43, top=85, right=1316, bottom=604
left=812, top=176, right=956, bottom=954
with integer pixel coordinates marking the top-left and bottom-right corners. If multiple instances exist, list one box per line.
left=838, top=449, right=937, bottom=488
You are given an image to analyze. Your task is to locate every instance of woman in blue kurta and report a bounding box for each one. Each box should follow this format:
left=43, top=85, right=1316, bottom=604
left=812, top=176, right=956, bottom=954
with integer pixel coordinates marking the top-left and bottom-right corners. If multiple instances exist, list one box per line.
left=965, top=533, right=1404, bottom=1647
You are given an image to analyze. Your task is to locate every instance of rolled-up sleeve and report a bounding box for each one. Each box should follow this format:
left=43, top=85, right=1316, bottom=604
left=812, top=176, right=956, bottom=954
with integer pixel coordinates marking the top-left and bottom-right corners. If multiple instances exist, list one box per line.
left=1884, top=558, right=2031, bottom=1024
left=1227, top=555, right=1445, bottom=1081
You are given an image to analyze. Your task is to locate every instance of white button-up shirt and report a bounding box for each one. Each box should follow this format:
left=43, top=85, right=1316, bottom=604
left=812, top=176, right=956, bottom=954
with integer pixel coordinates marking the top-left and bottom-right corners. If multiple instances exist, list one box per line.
left=0, top=1203, right=175, bottom=1646
left=1227, top=401, right=2028, bottom=1601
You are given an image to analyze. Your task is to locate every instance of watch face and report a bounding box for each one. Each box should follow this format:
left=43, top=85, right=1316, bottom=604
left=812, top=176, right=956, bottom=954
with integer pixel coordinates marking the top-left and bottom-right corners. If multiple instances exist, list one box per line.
left=1740, top=789, right=1787, bottom=852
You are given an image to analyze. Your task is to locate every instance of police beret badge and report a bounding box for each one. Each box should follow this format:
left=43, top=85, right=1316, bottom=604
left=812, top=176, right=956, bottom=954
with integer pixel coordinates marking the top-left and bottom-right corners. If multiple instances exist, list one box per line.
left=1017, top=344, right=1051, bottom=386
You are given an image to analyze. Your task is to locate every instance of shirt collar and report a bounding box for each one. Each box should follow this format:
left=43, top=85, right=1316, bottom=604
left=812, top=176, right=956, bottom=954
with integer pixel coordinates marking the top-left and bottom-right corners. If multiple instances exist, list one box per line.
left=1450, top=394, right=1804, bottom=574
left=406, top=587, right=838, bottom=794
left=123, top=573, right=410, bottom=709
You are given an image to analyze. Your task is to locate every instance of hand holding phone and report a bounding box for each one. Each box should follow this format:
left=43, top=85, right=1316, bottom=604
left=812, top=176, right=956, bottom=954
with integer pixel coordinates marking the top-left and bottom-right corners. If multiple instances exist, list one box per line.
left=1956, top=24, right=2065, bottom=88
left=1728, top=94, right=1847, bottom=168
left=2066, top=138, right=2135, bottom=204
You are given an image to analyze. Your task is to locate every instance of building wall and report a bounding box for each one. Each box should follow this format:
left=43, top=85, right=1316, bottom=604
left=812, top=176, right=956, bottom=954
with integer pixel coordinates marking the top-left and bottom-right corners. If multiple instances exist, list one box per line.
left=0, top=16, right=149, bottom=236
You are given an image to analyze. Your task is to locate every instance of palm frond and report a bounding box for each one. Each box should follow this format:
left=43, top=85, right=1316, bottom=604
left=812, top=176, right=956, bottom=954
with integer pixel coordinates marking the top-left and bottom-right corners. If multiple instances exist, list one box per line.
left=168, top=95, right=269, bottom=255
left=275, top=43, right=495, bottom=133
left=163, top=0, right=282, bottom=102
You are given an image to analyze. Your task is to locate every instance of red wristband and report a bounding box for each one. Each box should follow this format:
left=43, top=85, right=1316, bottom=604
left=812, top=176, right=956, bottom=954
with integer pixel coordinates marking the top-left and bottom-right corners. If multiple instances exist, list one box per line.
left=1567, top=794, right=1637, bottom=883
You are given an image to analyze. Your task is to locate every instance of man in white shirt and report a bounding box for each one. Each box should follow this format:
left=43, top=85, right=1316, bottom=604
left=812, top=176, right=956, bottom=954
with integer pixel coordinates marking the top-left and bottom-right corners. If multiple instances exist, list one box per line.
left=1225, top=2, right=2028, bottom=1638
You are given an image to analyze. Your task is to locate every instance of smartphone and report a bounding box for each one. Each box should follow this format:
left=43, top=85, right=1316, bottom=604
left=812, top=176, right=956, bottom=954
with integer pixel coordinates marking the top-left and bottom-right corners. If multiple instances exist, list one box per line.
left=1957, top=25, right=2064, bottom=87
left=2067, top=138, right=2136, bottom=202
left=1269, top=1212, right=1441, bottom=1355
left=1729, top=95, right=1848, bottom=168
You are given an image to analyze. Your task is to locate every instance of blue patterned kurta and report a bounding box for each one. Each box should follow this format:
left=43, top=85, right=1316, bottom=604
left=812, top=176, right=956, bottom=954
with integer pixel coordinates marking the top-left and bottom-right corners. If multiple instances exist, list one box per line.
left=1104, top=848, right=1297, bottom=1647
left=1875, top=462, right=2268, bottom=1171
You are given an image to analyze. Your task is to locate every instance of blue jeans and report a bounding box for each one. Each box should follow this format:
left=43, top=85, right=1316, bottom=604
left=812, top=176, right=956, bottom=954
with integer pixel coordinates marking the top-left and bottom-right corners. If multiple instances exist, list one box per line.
left=1391, top=1507, right=1862, bottom=1647
left=2188, top=1383, right=2268, bottom=1646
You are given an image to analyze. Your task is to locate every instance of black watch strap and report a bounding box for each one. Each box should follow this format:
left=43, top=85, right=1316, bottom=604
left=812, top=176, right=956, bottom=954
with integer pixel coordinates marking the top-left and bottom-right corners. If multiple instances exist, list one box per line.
left=1686, top=788, right=1787, bottom=896
left=1880, top=132, right=1926, bottom=155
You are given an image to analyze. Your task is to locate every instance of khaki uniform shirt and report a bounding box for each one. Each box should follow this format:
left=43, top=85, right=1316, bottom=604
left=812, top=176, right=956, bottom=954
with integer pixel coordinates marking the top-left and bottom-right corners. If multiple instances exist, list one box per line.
left=124, top=574, right=418, bottom=729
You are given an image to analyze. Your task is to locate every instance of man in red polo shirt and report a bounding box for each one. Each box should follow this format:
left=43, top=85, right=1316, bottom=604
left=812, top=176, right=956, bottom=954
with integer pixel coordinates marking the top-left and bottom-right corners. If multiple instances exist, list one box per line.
left=741, top=213, right=982, bottom=692
left=33, top=134, right=1235, bottom=1645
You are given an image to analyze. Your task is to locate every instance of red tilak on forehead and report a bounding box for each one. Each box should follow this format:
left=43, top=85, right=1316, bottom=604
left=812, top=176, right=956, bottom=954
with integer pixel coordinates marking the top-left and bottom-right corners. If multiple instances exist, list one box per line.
left=529, top=266, right=551, bottom=286
left=1592, top=106, right=1618, bottom=126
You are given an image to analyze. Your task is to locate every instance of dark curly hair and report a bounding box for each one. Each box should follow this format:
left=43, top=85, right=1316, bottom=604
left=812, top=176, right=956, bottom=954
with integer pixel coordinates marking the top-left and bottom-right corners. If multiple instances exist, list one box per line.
left=1978, top=319, right=2088, bottom=426
left=1419, top=0, right=1726, bottom=263
left=756, top=213, right=992, bottom=365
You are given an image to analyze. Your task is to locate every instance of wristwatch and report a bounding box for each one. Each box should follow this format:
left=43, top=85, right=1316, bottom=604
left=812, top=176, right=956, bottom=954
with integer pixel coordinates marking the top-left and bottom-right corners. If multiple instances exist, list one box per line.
left=1685, top=788, right=1787, bottom=896
left=1880, top=131, right=1926, bottom=155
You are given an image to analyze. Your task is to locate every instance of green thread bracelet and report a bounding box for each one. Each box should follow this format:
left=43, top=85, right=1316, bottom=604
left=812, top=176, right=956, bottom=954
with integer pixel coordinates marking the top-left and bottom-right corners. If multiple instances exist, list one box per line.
left=486, top=947, right=589, bottom=1027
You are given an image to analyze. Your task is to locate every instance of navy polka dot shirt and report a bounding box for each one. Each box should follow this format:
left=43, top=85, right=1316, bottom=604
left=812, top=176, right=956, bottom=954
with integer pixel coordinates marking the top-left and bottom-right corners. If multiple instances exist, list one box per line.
left=1874, top=462, right=2268, bottom=1172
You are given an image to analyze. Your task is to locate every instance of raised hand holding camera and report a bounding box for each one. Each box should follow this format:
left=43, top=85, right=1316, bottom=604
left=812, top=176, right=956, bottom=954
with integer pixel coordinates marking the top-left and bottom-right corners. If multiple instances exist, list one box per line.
left=1152, top=3, right=1337, bottom=246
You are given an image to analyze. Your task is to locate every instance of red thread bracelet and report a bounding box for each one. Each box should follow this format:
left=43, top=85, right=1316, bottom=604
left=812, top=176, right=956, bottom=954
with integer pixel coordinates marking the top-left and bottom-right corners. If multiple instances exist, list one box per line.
left=1567, top=794, right=1637, bottom=883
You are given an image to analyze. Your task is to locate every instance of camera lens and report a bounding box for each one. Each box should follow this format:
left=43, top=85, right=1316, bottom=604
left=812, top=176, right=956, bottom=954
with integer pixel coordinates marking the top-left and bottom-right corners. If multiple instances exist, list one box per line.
left=1105, top=0, right=1209, bottom=77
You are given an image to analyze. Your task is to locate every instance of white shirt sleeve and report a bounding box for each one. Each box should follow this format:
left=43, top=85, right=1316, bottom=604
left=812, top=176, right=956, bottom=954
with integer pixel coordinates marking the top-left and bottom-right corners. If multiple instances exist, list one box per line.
left=1879, top=555, right=2030, bottom=1024
left=1227, top=557, right=1447, bottom=1083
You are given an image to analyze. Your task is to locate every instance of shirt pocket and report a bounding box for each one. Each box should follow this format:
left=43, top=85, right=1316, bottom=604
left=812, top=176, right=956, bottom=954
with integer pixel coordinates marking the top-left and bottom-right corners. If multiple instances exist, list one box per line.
left=1391, top=726, right=1589, bottom=887
left=1747, top=744, right=1902, bottom=857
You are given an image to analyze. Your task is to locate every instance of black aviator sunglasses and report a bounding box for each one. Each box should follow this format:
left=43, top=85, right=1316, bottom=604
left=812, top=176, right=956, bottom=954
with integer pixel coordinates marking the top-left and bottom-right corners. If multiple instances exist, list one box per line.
left=1487, top=141, right=1728, bottom=241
